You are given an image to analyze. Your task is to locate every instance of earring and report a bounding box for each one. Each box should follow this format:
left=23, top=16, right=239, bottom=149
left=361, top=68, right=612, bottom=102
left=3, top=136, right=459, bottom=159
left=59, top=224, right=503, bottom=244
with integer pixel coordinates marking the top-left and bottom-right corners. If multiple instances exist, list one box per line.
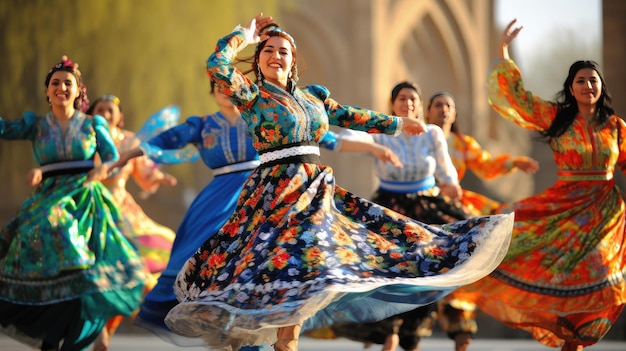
left=291, top=66, right=299, bottom=83
left=256, top=65, right=263, bottom=85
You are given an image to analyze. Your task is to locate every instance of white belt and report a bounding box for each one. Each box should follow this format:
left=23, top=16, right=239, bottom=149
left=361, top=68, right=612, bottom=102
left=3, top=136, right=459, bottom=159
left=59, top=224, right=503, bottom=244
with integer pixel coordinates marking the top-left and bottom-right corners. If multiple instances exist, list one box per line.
left=212, top=160, right=260, bottom=176
left=259, top=145, right=320, bottom=164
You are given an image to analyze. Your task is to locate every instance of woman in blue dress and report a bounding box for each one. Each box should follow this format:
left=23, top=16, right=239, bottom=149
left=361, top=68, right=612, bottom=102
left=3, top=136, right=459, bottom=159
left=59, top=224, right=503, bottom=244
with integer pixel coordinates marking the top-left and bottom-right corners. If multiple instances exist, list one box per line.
left=0, top=56, right=146, bottom=351
left=163, top=14, right=514, bottom=351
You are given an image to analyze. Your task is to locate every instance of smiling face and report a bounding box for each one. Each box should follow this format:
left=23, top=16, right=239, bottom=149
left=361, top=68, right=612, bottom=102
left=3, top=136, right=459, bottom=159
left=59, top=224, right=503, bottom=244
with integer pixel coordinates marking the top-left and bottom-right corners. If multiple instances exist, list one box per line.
left=569, top=67, right=602, bottom=108
left=258, top=36, right=294, bottom=88
left=391, top=87, right=422, bottom=119
left=427, top=94, right=456, bottom=129
left=46, top=71, right=79, bottom=109
left=92, top=99, right=123, bottom=128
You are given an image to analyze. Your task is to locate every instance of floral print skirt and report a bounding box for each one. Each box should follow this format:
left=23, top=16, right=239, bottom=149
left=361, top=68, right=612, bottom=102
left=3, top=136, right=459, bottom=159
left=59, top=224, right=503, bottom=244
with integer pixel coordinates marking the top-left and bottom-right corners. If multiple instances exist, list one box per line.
left=165, top=163, right=513, bottom=349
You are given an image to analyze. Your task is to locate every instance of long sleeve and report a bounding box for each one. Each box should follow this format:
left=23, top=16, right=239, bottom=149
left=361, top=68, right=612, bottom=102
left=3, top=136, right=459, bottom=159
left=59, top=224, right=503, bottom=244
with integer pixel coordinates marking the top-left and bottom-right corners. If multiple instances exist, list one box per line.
left=0, top=112, right=38, bottom=140
left=615, top=116, right=626, bottom=174
left=93, top=115, right=119, bottom=164
left=206, top=28, right=259, bottom=110
left=451, top=133, right=514, bottom=181
left=430, top=126, right=459, bottom=186
left=487, top=59, right=558, bottom=132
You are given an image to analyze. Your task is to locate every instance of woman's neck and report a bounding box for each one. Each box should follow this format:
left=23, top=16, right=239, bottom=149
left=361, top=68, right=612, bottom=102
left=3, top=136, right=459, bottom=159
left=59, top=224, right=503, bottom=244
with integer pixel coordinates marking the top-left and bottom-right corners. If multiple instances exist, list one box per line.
left=441, top=124, right=451, bottom=138
left=51, top=105, right=75, bottom=120
left=220, top=106, right=241, bottom=125
left=578, top=104, right=597, bottom=121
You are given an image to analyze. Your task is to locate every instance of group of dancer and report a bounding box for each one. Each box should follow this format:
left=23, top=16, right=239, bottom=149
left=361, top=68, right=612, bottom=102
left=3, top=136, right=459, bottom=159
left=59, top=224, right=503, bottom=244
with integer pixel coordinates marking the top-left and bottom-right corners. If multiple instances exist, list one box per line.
left=0, top=13, right=623, bottom=351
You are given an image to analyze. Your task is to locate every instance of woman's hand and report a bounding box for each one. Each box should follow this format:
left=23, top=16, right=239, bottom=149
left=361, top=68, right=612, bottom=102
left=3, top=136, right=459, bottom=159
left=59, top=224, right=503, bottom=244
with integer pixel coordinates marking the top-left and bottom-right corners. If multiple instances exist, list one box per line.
left=499, top=19, right=523, bottom=60
left=26, top=168, right=43, bottom=187
left=440, top=182, right=463, bottom=201
left=84, top=164, right=110, bottom=185
left=513, top=156, right=539, bottom=174
left=401, top=117, right=426, bottom=136
left=370, top=144, right=403, bottom=168
left=246, top=13, right=275, bottom=44
left=158, top=173, right=178, bottom=187
left=109, top=148, right=144, bottom=174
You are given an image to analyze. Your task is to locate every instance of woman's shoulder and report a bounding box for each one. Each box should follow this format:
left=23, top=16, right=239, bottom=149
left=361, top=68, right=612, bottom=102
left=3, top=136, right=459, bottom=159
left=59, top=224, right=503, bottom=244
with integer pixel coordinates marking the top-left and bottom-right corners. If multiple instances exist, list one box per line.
left=299, top=84, right=330, bottom=99
left=425, top=123, right=445, bottom=135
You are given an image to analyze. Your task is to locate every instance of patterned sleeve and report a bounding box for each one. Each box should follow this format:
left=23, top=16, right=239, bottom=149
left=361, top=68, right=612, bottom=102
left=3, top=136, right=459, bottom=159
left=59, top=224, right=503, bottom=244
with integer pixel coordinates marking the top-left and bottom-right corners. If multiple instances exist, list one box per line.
left=430, top=125, right=459, bottom=186
left=307, top=85, right=401, bottom=135
left=615, top=116, right=626, bottom=174
left=206, top=27, right=259, bottom=112
left=461, top=133, right=514, bottom=180
left=487, top=59, right=558, bottom=132
left=93, top=115, right=119, bottom=163
left=319, top=130, right=340, bottom=151
left=0, top=112, right=38, bottom=140
left=141, top=116, right=203, bottom=159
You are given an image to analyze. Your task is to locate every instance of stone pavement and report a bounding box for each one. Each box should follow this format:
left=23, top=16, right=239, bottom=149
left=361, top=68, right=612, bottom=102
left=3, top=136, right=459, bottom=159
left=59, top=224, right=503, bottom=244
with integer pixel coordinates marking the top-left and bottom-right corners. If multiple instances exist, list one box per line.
left=1, top=334, right=624, bottom=351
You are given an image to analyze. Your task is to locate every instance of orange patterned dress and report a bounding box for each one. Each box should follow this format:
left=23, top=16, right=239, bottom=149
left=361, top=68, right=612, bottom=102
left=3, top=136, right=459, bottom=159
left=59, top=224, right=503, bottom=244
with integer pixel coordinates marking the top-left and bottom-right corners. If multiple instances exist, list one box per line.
left=448, top=132, right=517, bottom=216
left=447, top=59, right=626, bottom=348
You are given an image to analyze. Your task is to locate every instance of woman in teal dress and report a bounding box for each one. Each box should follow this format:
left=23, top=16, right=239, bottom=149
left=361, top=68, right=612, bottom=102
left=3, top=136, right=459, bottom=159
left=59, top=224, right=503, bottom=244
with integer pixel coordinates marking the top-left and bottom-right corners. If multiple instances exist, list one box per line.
left=164, top=14, right=515, bottom=351
left=0, top=56, right=146, bottom=351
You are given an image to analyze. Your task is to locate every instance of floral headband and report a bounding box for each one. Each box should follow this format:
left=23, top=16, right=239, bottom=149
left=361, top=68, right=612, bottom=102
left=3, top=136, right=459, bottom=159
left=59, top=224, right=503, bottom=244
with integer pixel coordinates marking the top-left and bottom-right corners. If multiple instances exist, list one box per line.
left=261, top=25, right=297, bottom=48
left=47, top=55, right=81, bottom=78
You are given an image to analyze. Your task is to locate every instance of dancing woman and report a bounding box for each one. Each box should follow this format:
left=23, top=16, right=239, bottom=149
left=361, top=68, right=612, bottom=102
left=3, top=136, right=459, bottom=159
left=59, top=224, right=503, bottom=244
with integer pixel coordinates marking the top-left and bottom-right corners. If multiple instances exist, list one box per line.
left=446, top=19, right=626, bottom=351
left=164, top=14, right=514, bottom=351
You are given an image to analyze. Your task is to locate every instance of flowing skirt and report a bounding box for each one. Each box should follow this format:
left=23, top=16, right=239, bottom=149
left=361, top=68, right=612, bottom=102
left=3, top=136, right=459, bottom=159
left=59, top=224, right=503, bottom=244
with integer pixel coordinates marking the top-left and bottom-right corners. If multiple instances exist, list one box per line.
left=314, top=186, right=469, bottom=350
left=165, top=163, right=513, bottom=350
left=135, top=169, right=254, bottom=347
left=114, top=188, right=175, bottom=277
left=0, top=174, right=146, bottom=349
left=445, top=178, right=626, bottom=347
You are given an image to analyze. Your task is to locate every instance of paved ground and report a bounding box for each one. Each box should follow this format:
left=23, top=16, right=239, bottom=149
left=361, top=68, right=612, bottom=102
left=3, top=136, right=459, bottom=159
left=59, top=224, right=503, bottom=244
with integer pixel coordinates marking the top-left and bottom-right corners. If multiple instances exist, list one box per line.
left=1, top=334, right=624, bottom=351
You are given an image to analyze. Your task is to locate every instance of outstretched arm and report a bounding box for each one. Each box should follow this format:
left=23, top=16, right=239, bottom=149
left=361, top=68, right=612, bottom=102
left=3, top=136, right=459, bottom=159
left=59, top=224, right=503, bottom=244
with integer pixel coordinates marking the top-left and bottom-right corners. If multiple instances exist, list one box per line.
left=339, top=139, right=403, bottom=168
left=499, top=19, right=523, bottom=61
left=109, top=147, right=144, bottom=173
left=512, top=156, right=539, bottom=174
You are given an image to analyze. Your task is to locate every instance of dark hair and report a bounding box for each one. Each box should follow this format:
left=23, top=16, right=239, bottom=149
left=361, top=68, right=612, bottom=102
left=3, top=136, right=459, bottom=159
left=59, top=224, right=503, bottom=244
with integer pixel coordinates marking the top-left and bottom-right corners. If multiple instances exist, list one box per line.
left=427, top=91, right=459, bottom=134
left=541, top=60, right=614, bottom=139
left=209, top=79, right=216, bottom=94
left=236, top=24, right=300, bottom=91
left=391, top=81, right=422, bottom=104
left=390, top=81, right=423, bottom=118
left=45, top=55, right=87, bottom=111
left=86, top=95, right=122, bottom=115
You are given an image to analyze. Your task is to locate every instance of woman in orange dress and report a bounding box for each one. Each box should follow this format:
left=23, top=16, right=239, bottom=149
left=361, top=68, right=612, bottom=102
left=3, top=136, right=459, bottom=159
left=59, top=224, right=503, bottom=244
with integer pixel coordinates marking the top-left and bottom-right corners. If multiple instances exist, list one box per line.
left=447, top=19, right=626, bottom=351
left=425, top=91, right=538, bottom=351
left=426, top=91, right=538, bottom=217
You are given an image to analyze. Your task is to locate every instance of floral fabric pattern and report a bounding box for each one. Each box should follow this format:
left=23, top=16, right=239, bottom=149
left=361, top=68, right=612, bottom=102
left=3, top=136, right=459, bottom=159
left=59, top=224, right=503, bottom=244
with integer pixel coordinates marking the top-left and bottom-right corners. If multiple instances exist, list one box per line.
left=448, top=59, right=626, bottom=348
left=163, top=28, right=514, bottom=350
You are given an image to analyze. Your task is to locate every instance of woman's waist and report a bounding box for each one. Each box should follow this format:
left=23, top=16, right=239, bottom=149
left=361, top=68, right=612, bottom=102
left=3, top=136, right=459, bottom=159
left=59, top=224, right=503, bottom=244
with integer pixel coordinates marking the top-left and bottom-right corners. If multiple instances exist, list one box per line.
left=212, top=160, right=261, bottom=176
left=377, top=176, right=436, bottom=193
left=556, top=169, right=613, bottom=181
left=258, top=141, right=321, bottom=167
left=40, top=160, right=94, bottom=178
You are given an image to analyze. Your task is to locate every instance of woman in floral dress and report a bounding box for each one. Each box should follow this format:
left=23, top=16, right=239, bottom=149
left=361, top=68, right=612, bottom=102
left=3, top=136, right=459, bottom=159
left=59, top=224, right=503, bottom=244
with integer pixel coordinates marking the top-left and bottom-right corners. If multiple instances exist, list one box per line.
left=446, top=20, right=626, bottom=351
left=164, top=14, right=514, bottom=351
